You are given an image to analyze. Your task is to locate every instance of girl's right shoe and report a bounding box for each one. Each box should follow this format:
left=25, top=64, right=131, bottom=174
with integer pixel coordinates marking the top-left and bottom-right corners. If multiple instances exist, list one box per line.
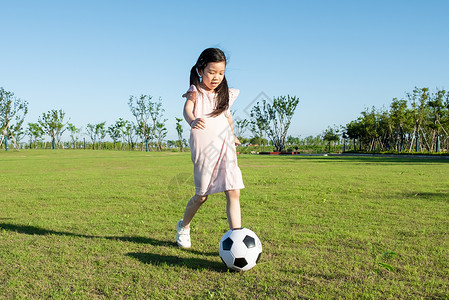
left=176, top=220, right=191, bottom=248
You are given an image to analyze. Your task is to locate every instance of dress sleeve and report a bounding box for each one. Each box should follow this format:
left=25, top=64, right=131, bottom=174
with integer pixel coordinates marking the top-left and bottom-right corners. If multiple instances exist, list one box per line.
left=182, top=85, right=198, bottom=103
left=224, top=88, right=240, bottom=117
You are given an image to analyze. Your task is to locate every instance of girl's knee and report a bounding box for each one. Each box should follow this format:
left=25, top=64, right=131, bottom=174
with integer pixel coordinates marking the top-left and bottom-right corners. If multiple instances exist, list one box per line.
left=194, top=194, right=208, bottom=204
left=226, top=189, right=240, bottom=198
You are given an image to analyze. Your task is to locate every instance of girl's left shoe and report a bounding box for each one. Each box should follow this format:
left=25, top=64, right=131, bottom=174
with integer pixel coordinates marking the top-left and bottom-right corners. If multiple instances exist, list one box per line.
left=176, top=220, right=191, bottom=248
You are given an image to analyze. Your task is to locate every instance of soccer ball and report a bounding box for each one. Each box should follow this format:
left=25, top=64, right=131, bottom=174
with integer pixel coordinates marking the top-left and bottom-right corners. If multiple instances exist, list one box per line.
left=219, top=228, right=262, bottom=271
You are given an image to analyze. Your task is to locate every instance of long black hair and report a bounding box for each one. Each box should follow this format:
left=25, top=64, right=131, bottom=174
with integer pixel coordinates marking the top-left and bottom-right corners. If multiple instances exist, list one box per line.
left=190, top=48, right=230, bottom=117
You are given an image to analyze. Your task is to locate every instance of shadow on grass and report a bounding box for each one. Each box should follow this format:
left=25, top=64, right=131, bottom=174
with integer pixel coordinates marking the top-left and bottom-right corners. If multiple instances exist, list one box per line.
left=405, top=191, right=449, bottom=203
left=126, top=252, right=226, bottom=272
left=0, top=222, right=176, bottom=247
left=1, top=222, right=223, bottom=270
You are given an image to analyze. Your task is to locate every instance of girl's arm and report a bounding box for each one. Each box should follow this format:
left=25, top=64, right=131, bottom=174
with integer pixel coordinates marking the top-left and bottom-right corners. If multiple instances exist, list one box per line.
left=184, top=97, right=205, bottom=129
left=227, top=114, right=241, bottom=146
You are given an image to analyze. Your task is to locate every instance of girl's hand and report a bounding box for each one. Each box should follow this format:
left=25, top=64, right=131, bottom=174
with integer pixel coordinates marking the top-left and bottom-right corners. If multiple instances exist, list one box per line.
left=191, top=118, right=205, bottom=129
left=234, top=137, right=241, bottom=146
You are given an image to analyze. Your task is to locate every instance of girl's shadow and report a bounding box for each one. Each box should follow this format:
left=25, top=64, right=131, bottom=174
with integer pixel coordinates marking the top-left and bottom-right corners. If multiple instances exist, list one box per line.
left=0, top=222, right=224, bottom=271
left=126, top=252, right=226, bottom=272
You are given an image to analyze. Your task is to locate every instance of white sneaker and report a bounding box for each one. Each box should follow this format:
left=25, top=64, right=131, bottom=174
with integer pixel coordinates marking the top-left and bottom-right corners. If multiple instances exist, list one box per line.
left=176, top=220, right=191, bottom=248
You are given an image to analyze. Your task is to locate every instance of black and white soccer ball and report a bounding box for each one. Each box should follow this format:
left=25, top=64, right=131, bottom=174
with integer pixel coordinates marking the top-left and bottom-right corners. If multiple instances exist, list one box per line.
left=219, top=228, right=262, bottom=271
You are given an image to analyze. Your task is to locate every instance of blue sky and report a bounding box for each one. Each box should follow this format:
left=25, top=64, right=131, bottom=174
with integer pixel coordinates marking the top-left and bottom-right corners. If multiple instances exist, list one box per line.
left=1, top=0, right=449, bottom=141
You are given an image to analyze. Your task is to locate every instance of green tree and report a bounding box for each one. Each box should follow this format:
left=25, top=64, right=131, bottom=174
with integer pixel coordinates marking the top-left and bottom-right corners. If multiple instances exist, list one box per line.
left=440, top=91, right=449, bottom=149
left=149, top=98, right=167, bottom=151
left=26, top=123, right=44, bottom=149
left=175, top=117, right=184, bottom=152
left=345, top=120, right=363, bottom=151
left=107, top=119, right=125, bottom=150
left=128, top=95, right=166, bottom=151
left=377, top=107, right=393, bottom=151
left=286, top=135, right=300, bottom=148
left=129, top=95, right=152, bottom=151
left=249, top=118, right=268, bottom=150
left=341, top=87, right=449, bottom=153
left=0, top=87, right=28, bottom=150
left=249, top=136, right=268, bottom=147
left=86, top=122, right=106, bottom=150
left=154, top=121, right=167, bottom=151
left=235, top=118, right=250, bottom=140
left=86, top=124, right=96, bottom=149
left=407, top=87, right=430, bottom=152
left=122, top=120, right=138, bottom=150
left=38, top=109, right=68, bottom=150
left=359, top=107, right=379, bottom=151
left=67, top=123, right=81, bottom=149
left=250, top=95, right=300, bottom=152
left=390, top=98, right=412, bottom=151
left=427, top=89, right=447, bottom=152
left=322, top=126, right=340, bottom=152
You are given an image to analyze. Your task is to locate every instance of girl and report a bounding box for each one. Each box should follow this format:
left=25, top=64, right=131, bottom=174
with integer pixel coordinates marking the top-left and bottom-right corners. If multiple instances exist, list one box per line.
left=176, top=48, right=245, bottom=248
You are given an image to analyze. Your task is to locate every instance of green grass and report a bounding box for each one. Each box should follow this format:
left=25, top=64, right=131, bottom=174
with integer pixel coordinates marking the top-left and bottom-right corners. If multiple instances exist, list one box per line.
left=1, top=150, right=448, bottom=299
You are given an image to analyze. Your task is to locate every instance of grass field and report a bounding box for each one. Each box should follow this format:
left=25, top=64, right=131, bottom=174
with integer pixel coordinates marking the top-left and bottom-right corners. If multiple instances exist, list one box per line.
left=0, top=150, right=448, bottom=299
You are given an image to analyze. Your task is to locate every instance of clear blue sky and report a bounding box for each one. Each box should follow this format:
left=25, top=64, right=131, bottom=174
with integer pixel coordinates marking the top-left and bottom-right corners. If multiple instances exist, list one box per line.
left=1, top=0, right=448, bottom=141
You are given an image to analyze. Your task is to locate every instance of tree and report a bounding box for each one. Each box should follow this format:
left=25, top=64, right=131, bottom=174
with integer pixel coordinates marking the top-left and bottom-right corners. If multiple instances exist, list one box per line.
left=235, top=118, right=250, bottom=140
left=86, top=122, right=106, bottom=150
left=129, top=95, right=167, bottom=152
left=154, top=121, right=167, bottom=151
left=427, top=89, right=447, bottom=152
left=86, top=123, right=97, bottom=149
left=107, top=119, right=125, bottom=150
left=390, top=98, right=412, bottom=151
left=26, top=123, right=44, bottom=149
left=129, top=95, right=152, bottom=151
left=0, top=87, right=28, bottom=150
left=345, top=120, right=363, bottom=151
left=149, top=98, right=167, bottom=151
left=377, top=107, right=393, bottom=151
left=322, top=126, right=340, bottom=152
left=440, top=91, right=449, bottom=149
left=38, top=109, right=68, bottom=149
left=67, top=123, right=81, bottom=149
left=286, top=135, right=300, bottom=149
left=97, top=122, right=107, bottom=149
left=175, top=117, right=184, bottom=152
left=341, top=87, right=449, bottom=153
left=360, top=107, right=379, bottom=151
left=166, top=140, right=177, bottom=148
left=249, top=136, right=268, bottom=147
left=407, top=87, right=430, bottom=152
left=122, top=120, right=138, bottom=150
left=250, top=95, right=300, bottom=152
left=249, top=117, right=268, bottom=150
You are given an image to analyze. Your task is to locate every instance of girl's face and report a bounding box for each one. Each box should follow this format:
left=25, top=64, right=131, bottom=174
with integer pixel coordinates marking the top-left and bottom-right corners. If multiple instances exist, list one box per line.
left=199, top=61, right=226, bottom=92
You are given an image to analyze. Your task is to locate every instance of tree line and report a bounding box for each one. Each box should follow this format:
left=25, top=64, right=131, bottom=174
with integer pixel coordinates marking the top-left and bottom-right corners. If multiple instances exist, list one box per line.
left=1, top=86, right=301, bottom=152
left=0, top=88, right=178, bottom=151
left=5, top=85, right=449, bottom=154
left=331, top=87, right=449, bottom=153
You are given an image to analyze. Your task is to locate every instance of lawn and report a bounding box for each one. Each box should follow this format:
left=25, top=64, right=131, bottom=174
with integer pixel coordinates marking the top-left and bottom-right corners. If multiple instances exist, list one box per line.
left=0, top=150, right=448, bottom=299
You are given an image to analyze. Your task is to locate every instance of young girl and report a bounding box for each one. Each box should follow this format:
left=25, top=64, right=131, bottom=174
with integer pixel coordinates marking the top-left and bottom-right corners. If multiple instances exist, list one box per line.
left=176, top=48, right=245, bottom=248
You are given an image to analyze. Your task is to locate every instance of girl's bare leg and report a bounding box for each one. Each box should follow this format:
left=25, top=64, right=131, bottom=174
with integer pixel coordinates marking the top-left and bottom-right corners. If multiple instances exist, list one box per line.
left=225, top=189, right=241, bottom=229
left=182, top=194, right=208, bottom=227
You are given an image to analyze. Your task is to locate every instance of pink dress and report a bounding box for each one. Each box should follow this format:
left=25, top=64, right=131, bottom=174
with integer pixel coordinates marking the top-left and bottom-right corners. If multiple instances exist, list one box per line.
left=183, top=85, right=245, bottom=196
